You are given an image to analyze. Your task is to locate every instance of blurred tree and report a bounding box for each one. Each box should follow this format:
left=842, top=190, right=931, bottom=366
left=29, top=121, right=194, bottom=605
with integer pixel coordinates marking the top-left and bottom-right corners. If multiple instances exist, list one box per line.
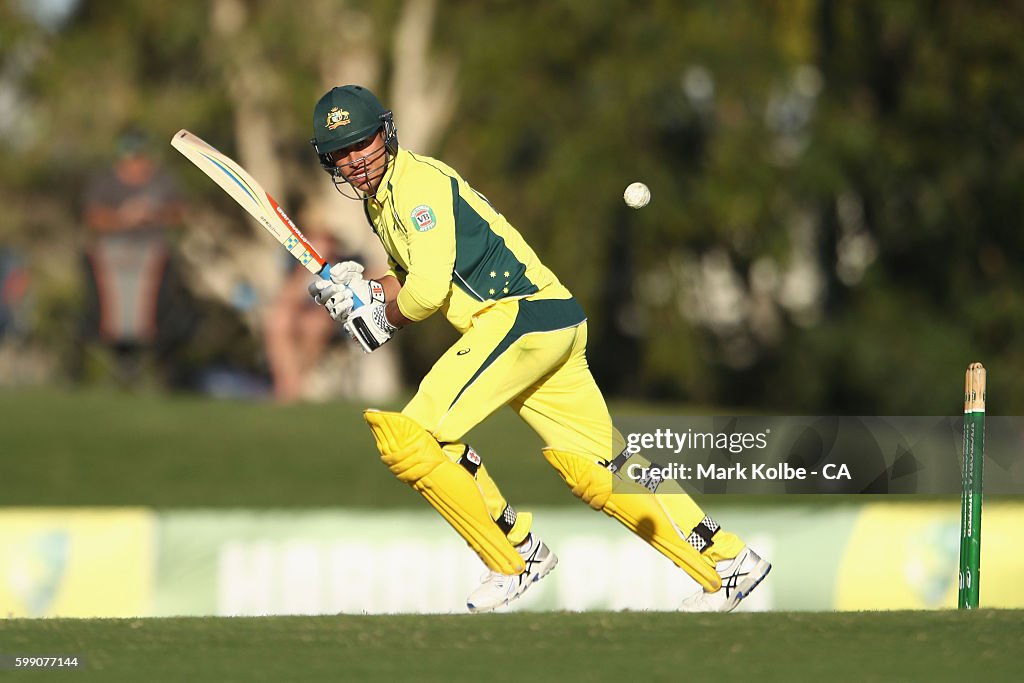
left=769, top=0, right=1024, bottom=413
left=3, top=0, right=458, bottom=399
left=3, top=0, right=1024, bottom=413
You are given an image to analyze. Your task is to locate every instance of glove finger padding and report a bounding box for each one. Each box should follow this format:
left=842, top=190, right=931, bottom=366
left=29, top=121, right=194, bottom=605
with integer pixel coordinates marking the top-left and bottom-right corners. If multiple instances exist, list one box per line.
left=325, top=289, right=355, bottom=322
left=328, top=261, right=364, bottom=285
left=309, top=260, right=385, bottom=325
left=308, top=279, right=342, bottom=305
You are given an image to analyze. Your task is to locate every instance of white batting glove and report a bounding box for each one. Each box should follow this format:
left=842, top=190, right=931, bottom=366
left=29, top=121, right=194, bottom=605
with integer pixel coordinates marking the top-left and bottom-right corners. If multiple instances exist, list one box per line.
left=344, top=300, right=399, bottom=353
left=325, top=261, right=364, bottom=286
left=307, top=261, right=384, bottom=323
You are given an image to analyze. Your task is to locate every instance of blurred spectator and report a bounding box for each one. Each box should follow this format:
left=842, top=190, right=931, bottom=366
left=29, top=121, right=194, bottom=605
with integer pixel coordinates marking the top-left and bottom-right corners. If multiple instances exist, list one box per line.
left=0, top=245, right=54, bottom=387
left=262, top=227, right=361, bottom=403
left=80, top=126, right=195, bottom=387
left=0, top=247, right=31, bottom=340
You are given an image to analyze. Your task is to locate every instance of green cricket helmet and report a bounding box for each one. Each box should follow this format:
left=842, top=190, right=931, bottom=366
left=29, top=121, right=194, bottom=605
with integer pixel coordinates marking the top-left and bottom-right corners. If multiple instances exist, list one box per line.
left=310, top=85, right=398, bottom=198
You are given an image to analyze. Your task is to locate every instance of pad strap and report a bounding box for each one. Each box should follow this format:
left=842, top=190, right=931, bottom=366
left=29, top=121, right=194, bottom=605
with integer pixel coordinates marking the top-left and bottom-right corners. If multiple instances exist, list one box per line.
left=365, top=410, right=525, bottom=574
left=455, top=445, right=530, bottom=544
left=543, top=447, right=722, bottom=591
left=686, top=516, right=721, bottom=553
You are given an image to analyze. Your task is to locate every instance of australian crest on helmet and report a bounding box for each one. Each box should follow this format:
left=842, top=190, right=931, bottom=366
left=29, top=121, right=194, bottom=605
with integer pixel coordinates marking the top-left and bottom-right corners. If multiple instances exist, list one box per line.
left=325, top=107, right=351, bottom=130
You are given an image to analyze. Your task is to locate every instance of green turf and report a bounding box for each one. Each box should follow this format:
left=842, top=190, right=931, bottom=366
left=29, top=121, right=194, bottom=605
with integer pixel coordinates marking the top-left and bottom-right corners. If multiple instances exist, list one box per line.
left=1, top=388, right=754, bottom=508
left=0, top=388, right=975, bottom=509
left=0, top=610, right=1018, bottom=682
left=0, top=387, right=564, bottom=508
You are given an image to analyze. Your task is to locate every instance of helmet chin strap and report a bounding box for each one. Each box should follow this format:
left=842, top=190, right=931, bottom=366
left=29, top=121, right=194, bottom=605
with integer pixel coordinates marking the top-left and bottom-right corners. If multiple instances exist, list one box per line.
left=330, top=146, right=392, bottom=201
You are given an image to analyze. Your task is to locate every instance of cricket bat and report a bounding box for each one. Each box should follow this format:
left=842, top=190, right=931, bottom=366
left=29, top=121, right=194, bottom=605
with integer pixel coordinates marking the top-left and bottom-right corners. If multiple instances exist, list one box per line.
left=170, top=129, right=362, bottom=305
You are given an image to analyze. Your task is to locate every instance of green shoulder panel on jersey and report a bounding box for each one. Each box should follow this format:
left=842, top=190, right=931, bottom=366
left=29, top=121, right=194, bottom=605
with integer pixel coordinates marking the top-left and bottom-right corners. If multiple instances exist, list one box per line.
left=449, top=177, right=538, bottom=301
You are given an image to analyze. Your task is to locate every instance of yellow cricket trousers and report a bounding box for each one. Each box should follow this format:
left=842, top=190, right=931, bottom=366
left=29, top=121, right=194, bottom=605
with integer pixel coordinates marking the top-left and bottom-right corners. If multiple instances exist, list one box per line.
left=402, top=296, right=743, bottom=570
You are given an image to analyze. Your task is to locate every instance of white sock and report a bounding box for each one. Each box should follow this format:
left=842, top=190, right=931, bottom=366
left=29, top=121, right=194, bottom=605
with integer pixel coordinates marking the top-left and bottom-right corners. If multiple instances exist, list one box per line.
left=516, top=533, right=535, bottom=553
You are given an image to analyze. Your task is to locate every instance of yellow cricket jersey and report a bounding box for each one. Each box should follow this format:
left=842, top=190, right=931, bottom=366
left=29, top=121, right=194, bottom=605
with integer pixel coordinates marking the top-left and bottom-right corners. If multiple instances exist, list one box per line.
left=363, top=148, right=575, bottom=333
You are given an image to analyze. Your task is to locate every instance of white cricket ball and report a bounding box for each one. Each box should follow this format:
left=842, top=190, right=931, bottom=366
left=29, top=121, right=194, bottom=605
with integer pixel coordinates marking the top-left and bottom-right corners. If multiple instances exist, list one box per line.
left=624, top=182, right=651, bottom=209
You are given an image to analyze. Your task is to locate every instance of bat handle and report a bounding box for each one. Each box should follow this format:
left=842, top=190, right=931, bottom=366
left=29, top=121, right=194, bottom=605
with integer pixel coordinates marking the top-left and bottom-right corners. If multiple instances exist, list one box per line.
left=317, top=261, right=365, bottom=308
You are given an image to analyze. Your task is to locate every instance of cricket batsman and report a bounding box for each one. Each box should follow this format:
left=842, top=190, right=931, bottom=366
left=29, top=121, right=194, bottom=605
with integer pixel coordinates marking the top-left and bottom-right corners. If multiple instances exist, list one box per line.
left=307, top=84, right=771, bottom=612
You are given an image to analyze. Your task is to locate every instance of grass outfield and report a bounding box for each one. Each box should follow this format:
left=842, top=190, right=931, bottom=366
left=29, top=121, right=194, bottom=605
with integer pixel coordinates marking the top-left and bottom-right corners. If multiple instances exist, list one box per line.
left=0, top=387, right=557, bottom=507
left=0, top=387, right=737, bottom=508
left=0, top=611, right=1018, bottom=682
left=0, top=387, right=973, bottom=509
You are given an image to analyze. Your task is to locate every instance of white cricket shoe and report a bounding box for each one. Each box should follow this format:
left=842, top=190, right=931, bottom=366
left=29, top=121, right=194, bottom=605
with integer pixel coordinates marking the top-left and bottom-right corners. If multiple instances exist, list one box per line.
left=466, top=534, right=557, bottom=613
left=679, top=546, right=771, bottom=613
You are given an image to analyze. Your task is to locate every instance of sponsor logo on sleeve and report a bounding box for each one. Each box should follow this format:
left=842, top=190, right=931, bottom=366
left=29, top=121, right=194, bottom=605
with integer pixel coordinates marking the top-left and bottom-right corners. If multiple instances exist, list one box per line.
left=410, top=205, right=437, bottom=232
